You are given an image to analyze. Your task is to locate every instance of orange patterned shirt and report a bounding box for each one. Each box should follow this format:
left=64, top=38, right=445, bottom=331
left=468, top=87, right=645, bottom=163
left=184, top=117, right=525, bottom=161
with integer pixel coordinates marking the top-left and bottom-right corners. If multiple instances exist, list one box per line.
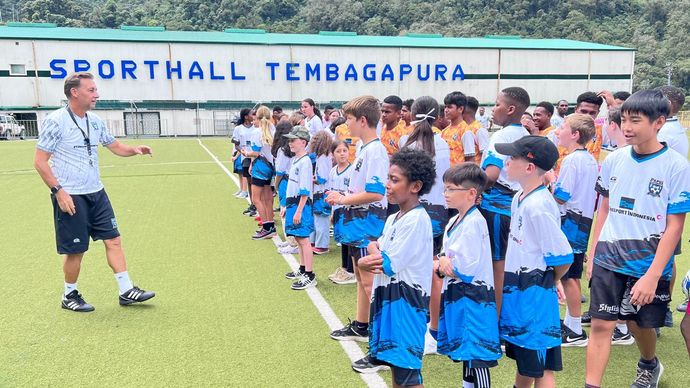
left=539, top=126, right=555, bottom=137
left=467, top=120, right=483, bottom=164
left=380, top=120, right=407, bottom=156
left=441, top=121, right=477, bottom=165
left=335, top=123, right=359, bottom=163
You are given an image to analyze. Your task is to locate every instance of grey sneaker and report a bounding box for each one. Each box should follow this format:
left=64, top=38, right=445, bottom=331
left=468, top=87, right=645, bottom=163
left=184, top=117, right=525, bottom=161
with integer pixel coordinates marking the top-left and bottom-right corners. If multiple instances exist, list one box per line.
left=631, top=359, right=664, bottom=388
left=352, top=356, right=390, bottom=373
left=677, top=299, right=688, bottom=313
left=612, top=327, right=635, bottom=345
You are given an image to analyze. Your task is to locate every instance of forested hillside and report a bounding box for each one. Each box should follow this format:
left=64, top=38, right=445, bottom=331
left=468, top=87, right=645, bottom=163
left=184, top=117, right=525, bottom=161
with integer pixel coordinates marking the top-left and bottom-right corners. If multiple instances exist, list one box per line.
left=2, top=0, right=688, bottom=91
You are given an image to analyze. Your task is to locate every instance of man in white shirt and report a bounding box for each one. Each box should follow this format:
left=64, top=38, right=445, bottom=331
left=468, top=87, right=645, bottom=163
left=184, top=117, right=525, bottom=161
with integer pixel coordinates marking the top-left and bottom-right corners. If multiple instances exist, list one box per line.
left=34, top=72, right=156, bottom=312
left=657, top=85, right=688, bottom=158
left=476, top=106, right=492, bottom=130
left=551, top=99, right=568, bottom=129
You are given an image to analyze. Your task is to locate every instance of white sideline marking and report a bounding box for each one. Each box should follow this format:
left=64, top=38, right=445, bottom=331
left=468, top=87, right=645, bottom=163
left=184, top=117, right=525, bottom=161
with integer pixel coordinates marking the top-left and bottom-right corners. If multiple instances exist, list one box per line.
left=0, top=161, right=227, bottom=175
left=197, top=139, right=386, bottom=388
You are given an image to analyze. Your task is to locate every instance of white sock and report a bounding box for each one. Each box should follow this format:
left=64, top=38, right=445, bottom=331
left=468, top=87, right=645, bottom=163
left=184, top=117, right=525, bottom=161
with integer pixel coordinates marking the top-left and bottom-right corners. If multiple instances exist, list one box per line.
left=616, top=322, right=629, bottom=334
left=64, top=282, right=77, bottom=296
left=566, top=313, right=583, bottom=335
left=114, top=271, right=134, bottom=294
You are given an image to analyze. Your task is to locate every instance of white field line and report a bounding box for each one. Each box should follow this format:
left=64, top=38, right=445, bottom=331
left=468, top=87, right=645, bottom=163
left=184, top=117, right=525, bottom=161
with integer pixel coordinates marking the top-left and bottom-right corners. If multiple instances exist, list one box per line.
left=197, top=139, right=386, bottom=388
left=0, top=160, right=228, bottom=176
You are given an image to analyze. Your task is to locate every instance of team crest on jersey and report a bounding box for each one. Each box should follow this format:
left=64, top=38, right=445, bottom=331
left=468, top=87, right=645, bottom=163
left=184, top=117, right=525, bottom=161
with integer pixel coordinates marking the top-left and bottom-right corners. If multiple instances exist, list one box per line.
left=355, top=158, right=363, bottom=172
left=647, top=178, right=663, bottom=197
left=344, top=178, right=350, bottom=187
left=518, top=216, right=523, bottom=230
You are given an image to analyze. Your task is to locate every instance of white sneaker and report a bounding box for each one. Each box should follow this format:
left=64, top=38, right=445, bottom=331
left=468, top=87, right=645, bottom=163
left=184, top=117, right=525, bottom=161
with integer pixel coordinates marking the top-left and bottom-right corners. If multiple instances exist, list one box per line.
left=423, top=329, right=438, bottom=355
left=278, top=245, right=299, bottom=255
left=276, top=240, right=291, bottom=248
left=233, top=190, right=242, bottom=196
left=236, top=191, right=248, bottom=198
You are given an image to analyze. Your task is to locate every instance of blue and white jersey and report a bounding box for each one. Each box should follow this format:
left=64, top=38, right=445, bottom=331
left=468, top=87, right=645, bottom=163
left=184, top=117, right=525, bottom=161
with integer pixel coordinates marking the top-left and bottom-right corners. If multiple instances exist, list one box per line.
left=341, top=139, right=389, bottom=248
left=275, top=149, right=292, bottom=207
left=369, top=206, right=433, bottom=370
left=438, top=206, right=501, bottom=363
left=500, top=186, right=573, bottom=350
left=248, top=126, right=275, bottom=181
left=594, top=145, right=690, bottom=280
left=329, top=163, right=352, bottom=244
left=285, top=154, right=314, bottom=238
left=400, top=133, right=451, bottom=236
left=36, top=107, right=116, bottom=195
left=553, top=149, right=599, bottom=253
left=313, top=154, right=333, bottom=216
left=480, top=124, right=529, bottom=216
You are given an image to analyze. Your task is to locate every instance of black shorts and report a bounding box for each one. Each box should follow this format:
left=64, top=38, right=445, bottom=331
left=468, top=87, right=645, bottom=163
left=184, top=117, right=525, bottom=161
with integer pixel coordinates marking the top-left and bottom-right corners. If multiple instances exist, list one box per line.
left=433, top=234, right=443, bottom=256
left=349, top=246, right=368, bottom=265
left=251, top=177, right=271, bottom=187
left=370, top=357, right=423, bottom=386
left=588, top=264, right=670, bottom=328
left=479, top=208, right=510, bottom=261
left=562, top=252, right=584, bottom=280
left=505, top=342, right=562, bottom=378
left=241, top=158, right=252, bottom=178
left=51, top=189, right=120, bottom=255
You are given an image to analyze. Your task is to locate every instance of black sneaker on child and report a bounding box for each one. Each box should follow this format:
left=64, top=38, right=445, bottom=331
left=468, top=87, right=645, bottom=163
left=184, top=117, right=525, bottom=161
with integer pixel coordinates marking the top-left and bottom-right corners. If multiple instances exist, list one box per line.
left=62, top=290, right=95, bottom=312
left=291, top=274, right=317, bottom=290
left=611, top=327, right=635, bottom=345
left=561, top=322, right=588, bottom=347
left=243, top=205, right=256, bottom=216
left=285, top=268, right=304, bottom=280
left=581, top=311, right=591, bottom=326
left=252, top=227, right=276, bottom=240
left=119, top=286, right=156, bottom=306
left=352, top=356, right=390, bottom=373
left=330, top=318, right=369, bottom=342
left=631, top=359, right=664, bottom=388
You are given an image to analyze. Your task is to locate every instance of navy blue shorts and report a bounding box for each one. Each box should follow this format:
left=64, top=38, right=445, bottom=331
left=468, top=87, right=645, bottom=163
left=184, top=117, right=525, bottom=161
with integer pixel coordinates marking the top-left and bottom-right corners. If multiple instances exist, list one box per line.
left=51, top=189, right=120, bottom=254
left=504, top=342, right=562, bottom=378
left=562, top=252, right=585, bottom=280
left=479, top=208, right=510, bottom=261
left=370, top=357, right=423, bottom=386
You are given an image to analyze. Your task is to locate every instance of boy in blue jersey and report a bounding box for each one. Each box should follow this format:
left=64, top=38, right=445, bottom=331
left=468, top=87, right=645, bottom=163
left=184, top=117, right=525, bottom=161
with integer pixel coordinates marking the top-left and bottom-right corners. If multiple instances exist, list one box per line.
left=553, top=114, right=599, bottom=347
left=352, top=148, right=435, bottom=388
left=437, top=163, right=501, bottom=388
left=282, top=126, right=317, bottom=290
left=327, top=96, right=389, bottom=343
left=495, top=135, right=573, bottom=388
left=585, top=90, right=690, bottom=388
left=479, top=87, right=530, bottom=313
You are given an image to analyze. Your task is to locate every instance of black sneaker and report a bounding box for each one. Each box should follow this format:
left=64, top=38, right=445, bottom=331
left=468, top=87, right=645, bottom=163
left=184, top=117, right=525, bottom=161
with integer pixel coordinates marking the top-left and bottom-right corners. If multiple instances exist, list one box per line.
left=119, top=286, right=156, bottom=306
left=352, top=356, right=390, bottom=373
left=242, top=205, right=256, bottom=215
left=330, top=318, right=368, bottom=342
left=561, top=323, right=588, bottom=347
left=252, top=227, right=276, bottom=240
left=581, top=311, right=592, bottom=326
left=611, top=327, right=635, bottom=345
left=631, top=359, right=664, bottom=388
left=61, top=290, right=95, bottom=312
left=291, top=274, right=317, bottom=290
left=285, top=268, right=304, bottom=280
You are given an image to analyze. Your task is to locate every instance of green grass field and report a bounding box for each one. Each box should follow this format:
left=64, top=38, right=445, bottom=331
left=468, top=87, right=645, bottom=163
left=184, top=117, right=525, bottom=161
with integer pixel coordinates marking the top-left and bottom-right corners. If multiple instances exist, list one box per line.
left=1, top=138, right=688, bottom=387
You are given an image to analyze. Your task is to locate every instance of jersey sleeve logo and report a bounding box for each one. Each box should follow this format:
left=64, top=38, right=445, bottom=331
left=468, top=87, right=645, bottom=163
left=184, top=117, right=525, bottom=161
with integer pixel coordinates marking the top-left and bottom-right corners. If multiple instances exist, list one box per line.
left=355, top=158, right=363, bottom=172
left=647, top=178, right=663, bottom=198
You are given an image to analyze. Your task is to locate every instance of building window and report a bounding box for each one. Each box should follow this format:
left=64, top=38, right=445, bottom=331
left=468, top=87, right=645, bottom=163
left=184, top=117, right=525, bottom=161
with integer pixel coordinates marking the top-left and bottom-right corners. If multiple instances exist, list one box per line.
left=10, top=64, right=26, bottom=76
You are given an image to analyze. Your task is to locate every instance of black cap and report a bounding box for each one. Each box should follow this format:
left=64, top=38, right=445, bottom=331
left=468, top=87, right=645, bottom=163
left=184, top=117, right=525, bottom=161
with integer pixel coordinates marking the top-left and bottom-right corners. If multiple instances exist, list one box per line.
left=495, top=135, right=559, bottom=171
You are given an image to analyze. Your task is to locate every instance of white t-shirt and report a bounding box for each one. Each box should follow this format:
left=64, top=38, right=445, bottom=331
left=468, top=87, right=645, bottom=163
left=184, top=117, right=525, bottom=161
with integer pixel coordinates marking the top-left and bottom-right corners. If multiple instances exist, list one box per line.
left=551, top=114, right=565, bottom=129
left=400, top=133, right=451, bottom=236
left=476, top=112, right=491, bottom=129
left=442, top=206, right=494, bottom=287
left=248, top=125, right=276, bottom=164
left=36, top=107, right=116, bottom=195
left=500, top=186, right=574, bottom=350
left=286, top=154, right=313, bottom=200
left=314, top=154, right=333, bottom=195
left=658, top=117, right=689, bottom=158
left=274, top=148, right=292, bottom=178
left=232, top=123, right=253, bottom=161
left=305, top=115, right=323, bottom=136
left=480, top=124, right=529, bottom=216
left=594, top=145, right=690, bottom=279
left=553, top=149, right=599, bottom=253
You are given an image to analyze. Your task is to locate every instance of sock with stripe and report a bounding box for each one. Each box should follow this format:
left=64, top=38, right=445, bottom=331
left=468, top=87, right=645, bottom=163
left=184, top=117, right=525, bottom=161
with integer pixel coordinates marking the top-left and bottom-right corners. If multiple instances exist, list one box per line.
left=115, top=271, right=134, bottom=294
left=64, top=282, right=77, bottom=296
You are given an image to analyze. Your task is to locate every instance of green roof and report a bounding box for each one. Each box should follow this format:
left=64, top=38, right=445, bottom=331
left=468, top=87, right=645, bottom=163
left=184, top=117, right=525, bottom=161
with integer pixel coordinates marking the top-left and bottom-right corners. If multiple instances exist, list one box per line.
left=0, top=24, right=634, bottom=51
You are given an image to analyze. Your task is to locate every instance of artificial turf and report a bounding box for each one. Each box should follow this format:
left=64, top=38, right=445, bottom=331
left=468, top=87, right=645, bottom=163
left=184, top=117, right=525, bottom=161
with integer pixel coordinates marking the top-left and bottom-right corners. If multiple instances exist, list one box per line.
left=1, top=137, right=688, bottom=387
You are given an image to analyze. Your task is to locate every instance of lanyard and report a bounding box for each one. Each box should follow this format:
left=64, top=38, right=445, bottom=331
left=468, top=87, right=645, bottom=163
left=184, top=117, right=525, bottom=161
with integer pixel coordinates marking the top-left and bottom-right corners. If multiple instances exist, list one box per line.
left=66, top=107, right=93, bottom=166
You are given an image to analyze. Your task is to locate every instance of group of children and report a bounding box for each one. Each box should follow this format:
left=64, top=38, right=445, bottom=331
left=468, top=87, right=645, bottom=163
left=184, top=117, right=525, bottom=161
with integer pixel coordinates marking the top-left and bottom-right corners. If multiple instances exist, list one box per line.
left=231, top=87, right=689, bottom=388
